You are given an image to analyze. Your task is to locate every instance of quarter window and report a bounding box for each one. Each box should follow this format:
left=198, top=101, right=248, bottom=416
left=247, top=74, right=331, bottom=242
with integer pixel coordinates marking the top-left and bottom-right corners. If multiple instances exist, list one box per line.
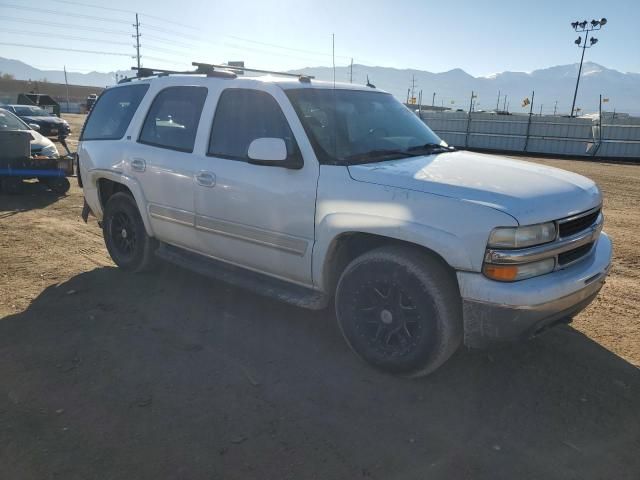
left=139, top=86, right=207, bottom=153
left=81, top=84, right=149, bottom=141
left=208, top=89, right=298, bottom=161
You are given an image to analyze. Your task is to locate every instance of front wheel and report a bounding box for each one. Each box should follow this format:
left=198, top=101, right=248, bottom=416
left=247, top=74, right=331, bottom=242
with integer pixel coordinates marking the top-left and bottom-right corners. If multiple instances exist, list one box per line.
left=103, top=192, right=157, bottom=272
left=335, top=246, right=462, bottom=377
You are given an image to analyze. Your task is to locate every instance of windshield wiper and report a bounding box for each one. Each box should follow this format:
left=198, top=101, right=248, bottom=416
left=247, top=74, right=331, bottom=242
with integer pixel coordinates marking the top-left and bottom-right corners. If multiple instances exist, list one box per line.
left=344, top=149, right=422, bottom=164
left=406, top=143, right=455, bottom=154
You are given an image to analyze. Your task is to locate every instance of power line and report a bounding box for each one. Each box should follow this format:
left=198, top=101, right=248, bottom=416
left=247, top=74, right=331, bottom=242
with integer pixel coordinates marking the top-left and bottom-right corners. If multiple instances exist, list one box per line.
left=0, top=3, right=131, bottom=24
left=46, top=0, right=352, bottom=61
left=142, top=34, right=193, bottom=49
left=226, top=35, right=350, bottom=59
left=137, top=23, right=203, bottom=42
left=2, top=16, right=131, bottom=35
left=0, top=42, right=131, bottom=56
left=2, top=28, right=132, bottom=46
left=49, top=0, right=201, bottom=31
left=143, top=45, right=191, bottom=57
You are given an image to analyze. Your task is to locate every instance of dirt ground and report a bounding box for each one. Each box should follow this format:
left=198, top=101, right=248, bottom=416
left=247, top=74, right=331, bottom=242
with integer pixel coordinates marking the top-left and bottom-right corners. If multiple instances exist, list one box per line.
left=1, top=115, right=639, bottom=479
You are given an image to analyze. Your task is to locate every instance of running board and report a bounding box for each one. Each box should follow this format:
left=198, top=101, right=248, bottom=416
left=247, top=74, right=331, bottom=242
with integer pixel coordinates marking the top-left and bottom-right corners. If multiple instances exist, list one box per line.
left=155, top=243, right=330, bottom=310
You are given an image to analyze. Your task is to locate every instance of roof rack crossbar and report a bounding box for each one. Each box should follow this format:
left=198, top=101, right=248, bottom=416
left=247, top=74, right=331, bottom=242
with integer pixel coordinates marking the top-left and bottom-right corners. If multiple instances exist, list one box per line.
left=192, top=62, right=314, bottom=81
left=126, top=66, right=237, bottom=82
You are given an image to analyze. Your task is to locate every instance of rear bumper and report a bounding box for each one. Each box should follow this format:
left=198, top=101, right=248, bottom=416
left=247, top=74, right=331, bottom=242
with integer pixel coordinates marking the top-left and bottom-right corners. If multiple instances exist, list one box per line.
left=458, top=232, right=612, bottom=348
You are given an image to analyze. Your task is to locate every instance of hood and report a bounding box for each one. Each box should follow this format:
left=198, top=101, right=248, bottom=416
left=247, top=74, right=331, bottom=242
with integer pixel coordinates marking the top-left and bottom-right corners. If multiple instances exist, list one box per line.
left=347, top=150, right=601, bottom=225
left=21, top=115, right=66, bottom=125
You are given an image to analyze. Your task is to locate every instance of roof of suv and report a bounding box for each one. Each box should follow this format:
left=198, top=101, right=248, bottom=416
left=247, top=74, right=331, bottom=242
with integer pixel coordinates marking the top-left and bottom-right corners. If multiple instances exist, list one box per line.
left=117, top=74, right=386, bottom=93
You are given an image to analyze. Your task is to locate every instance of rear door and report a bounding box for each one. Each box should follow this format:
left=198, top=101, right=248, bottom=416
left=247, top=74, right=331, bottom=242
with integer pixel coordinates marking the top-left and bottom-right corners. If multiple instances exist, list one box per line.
left=193, top=87, right=319, bottom=286
left=126, top=85, right=208, bottom=249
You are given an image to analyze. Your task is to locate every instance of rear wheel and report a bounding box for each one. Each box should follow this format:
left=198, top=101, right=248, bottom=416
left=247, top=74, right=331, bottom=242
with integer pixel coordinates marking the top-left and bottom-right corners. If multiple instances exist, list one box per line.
left=42, top=177, right=70, bottom=195
left=103, top=192, right=157, bottom=272
left=335, top=246, right=462, bottom=377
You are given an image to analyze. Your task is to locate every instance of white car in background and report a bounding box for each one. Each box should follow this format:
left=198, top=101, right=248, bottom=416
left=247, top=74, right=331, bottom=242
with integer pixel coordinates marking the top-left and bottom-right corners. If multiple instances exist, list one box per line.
left=0, top=107, right=60, bottom=158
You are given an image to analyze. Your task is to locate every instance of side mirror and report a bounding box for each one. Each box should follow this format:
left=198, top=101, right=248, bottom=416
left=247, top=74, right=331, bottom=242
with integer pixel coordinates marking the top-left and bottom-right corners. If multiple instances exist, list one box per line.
left=248, top=137, right=287, bottom=163
left=29, top=123, right=40, bottom=131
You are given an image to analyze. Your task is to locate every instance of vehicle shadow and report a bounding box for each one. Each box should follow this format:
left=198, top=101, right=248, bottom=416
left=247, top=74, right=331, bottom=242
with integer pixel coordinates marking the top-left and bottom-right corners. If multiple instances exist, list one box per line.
left=0, top=180, right=67, bottom=213
left=0, top=264, right=638, bottom=480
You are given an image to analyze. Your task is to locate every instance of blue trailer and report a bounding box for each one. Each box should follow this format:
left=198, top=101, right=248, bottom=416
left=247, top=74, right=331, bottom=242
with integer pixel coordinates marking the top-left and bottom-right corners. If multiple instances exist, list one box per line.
left=0, top=130, right=73, bottom=195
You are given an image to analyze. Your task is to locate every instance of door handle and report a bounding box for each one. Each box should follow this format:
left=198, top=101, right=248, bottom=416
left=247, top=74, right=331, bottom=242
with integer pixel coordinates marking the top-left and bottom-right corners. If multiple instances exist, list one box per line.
left=131, top=158, right=146, bottom=172
left=195, top=171, right=216, bottom=187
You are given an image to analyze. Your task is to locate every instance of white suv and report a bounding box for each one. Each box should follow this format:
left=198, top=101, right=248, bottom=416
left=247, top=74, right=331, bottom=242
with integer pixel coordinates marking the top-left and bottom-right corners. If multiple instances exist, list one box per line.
left=78, top=65, right=612, bottom=376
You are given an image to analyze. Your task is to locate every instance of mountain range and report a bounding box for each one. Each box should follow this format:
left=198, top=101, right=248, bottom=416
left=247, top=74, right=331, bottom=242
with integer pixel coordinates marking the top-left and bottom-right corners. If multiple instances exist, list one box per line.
left=1, top=57, right=638, bottom=115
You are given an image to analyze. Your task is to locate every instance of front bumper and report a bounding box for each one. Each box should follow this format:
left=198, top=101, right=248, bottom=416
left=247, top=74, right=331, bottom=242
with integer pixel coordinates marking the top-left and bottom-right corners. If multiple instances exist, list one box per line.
left=458, top=232, right=612, bottom=348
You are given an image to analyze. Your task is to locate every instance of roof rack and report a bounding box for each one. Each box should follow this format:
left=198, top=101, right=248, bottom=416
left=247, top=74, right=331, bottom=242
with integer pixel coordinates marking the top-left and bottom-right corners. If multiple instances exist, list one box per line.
left=192, top=62, right=313, bottom=82
left=118, top=66, right=236, bottom=83
left=118, top=63, right=313, bottom=84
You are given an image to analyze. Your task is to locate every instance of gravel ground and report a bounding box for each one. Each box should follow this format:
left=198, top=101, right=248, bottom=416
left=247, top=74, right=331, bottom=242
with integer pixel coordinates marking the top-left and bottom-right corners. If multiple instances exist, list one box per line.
left=0, top=115, right=638, bottom=479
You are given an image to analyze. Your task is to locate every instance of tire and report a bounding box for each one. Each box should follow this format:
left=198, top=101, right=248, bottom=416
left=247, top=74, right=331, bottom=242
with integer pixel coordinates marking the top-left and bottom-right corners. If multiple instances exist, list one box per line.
left=103, top=192, right=158, bottom=272
left=1, top=177, right=23, bottom=195
left=335, top=246, right=462, bottom=377
left=43, top=177, right=71, bottom=195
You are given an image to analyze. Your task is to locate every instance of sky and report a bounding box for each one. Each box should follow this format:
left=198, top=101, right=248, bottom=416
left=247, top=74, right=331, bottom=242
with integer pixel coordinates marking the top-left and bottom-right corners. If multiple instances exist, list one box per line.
left=1, top=0, right=639, bottom=77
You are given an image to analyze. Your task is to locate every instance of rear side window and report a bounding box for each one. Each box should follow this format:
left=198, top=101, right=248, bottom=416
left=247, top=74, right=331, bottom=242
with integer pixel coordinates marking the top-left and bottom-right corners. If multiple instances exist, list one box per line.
left=208, top=89, right=297, bottom=161
left=139, top=86, right=207, bottom=153
left=81, top=84, right=148, bottom=141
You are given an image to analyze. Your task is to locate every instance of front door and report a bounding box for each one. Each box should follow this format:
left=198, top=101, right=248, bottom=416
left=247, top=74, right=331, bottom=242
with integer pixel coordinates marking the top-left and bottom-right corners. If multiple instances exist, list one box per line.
left=193, top=87, right=319, bottom=286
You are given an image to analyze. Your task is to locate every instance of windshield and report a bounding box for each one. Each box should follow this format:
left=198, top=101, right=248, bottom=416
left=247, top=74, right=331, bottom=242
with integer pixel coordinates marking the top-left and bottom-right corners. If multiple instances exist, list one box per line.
left=0, top=108, right=30, bottom=130
left=285, top=88, right=447, bottom=165
left=13, top=106, right=50, bottom=116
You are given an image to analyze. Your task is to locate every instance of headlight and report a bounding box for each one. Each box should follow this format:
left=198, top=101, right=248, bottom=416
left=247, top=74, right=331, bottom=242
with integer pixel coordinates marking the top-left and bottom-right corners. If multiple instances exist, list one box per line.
left=488, top=222, right=556, bottom=249
left=483, top=258, right=555, bottom=282
left=40, top=144, right=59, bottom=158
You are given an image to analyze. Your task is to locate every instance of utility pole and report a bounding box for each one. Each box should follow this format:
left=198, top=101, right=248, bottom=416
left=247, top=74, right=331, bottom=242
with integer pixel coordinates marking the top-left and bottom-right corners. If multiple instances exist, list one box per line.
left=410, top=75, right=417, bottom=103
left=570, top=18, right=607, bottom=117
left=468, top=91, right=476, bottom=114
left=349, top=58, right=353, bottom=84
left=133, top=13, right=142, bottom=69
left=63, top=65, right=70, bottom=113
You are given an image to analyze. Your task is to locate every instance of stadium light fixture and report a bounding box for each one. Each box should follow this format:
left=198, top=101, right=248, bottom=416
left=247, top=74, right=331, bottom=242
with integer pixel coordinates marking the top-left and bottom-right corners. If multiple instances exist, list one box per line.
left=569, top=17, right=607, bottom=117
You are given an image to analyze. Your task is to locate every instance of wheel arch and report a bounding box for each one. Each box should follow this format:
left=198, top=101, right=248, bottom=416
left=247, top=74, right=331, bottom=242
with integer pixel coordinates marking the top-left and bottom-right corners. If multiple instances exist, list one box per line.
left=92, top=172, right=154, bottom=236
left=315, top=221, right=469, bottom=296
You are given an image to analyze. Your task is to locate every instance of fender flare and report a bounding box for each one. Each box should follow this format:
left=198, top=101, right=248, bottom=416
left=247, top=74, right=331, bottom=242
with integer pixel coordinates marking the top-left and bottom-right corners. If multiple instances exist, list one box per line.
left=312, top=213, right=474, bottom=291
left=88, top=169, right=155, bottom=237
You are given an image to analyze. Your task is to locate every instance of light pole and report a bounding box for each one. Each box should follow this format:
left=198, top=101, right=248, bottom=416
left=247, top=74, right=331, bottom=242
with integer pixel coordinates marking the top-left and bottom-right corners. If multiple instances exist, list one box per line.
left=570, top=18, right=607, bottom=117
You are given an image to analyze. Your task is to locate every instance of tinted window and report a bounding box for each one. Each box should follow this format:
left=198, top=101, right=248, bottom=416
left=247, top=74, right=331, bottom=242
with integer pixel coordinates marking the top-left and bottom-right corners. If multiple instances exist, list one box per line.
left=139, top=86, right=207, bottom=153
left=208, top=89, right=297, bottom=161
left=81, top=84, right=148, bottom=141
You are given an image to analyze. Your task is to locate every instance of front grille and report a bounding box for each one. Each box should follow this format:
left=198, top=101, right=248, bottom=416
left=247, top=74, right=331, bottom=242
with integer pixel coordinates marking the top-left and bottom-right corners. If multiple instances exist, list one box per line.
left=558, top=209, right=600, bottom=238
left=558, top=242, right=594, bottom=266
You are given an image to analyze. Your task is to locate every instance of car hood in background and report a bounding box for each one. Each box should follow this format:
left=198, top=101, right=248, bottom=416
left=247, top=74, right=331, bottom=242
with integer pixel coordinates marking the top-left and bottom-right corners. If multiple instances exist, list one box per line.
left=20, top=115, right=67, bottom=126
left=347, top=150, right=602, bottom=225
